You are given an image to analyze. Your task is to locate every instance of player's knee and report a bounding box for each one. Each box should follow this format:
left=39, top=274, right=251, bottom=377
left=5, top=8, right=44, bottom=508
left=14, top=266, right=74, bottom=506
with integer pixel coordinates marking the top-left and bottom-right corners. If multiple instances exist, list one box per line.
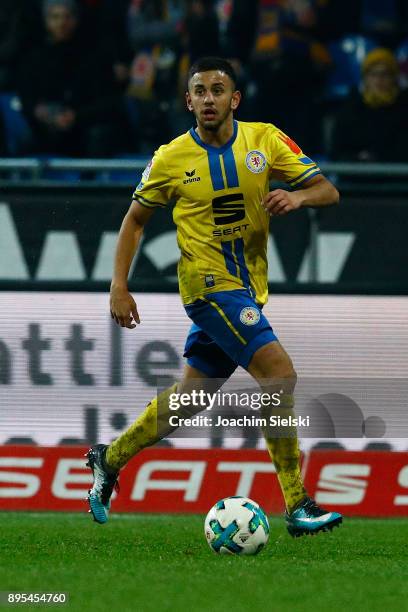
left=284, top=362, right=297, bottom=382
left=274, top=351, right=296, bottom=377
left=276, top=362, right=297, bottom=394
left=248, top=343, right=296, bottom=382
left=285, top=366, right=297, bottom=393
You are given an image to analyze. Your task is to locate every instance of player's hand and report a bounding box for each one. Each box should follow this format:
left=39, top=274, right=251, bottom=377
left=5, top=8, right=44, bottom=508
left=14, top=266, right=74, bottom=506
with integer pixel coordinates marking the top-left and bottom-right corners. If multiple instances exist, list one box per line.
left=263, top=189, right=302, bottom=216
left=110, top=285, right=140, bottom=329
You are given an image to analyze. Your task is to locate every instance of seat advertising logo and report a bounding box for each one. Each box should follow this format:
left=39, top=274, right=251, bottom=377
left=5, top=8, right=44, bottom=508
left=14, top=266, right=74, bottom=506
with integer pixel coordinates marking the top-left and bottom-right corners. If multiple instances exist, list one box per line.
left=212, top=193, right=245, bottom=225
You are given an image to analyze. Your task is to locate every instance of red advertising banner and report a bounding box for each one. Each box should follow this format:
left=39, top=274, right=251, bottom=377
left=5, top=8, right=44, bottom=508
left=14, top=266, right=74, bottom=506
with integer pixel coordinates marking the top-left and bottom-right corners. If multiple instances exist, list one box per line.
left=1, top=446, right=408, bottom=516
left=304, top=450, right=408, bottom=517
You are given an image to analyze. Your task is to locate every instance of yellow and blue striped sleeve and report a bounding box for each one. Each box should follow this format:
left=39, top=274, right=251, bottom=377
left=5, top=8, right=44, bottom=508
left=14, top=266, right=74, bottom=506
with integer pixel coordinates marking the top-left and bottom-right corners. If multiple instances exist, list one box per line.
left=269, top=130, right=321, bottom=188
left=132, top=149, right=174, bottom=209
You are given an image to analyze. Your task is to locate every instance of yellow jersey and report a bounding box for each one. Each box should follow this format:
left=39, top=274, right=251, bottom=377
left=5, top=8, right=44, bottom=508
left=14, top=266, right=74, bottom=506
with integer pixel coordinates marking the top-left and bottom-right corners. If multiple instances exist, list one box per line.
left=133, top=120, right=320, bottom=305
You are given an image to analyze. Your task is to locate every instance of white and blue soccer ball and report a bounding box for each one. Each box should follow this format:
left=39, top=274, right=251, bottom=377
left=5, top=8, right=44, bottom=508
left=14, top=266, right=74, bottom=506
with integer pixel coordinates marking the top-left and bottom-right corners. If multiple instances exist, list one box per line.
left=204, top=496, right=269, bottom=555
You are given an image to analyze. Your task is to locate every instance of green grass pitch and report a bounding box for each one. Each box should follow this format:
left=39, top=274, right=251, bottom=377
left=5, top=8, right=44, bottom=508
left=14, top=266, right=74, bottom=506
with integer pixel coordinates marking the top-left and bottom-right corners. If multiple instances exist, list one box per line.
left=1, top=513, right=407, bottom=612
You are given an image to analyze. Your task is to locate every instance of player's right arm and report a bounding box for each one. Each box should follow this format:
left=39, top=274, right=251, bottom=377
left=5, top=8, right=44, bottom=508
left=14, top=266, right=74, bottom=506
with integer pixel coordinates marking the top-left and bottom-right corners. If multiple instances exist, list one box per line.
left=110, top=148, right=174, bottom=329
left=110, top=201, right=155, bottom=329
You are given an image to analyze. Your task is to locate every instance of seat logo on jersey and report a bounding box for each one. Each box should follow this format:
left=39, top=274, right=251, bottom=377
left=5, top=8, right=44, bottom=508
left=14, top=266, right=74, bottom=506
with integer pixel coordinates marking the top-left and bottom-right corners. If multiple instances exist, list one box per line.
left=212, top=193, right=245, bottom=225
left=245, top=151, right=266, bottom=174
left=239, top=307, right=261, bottom=326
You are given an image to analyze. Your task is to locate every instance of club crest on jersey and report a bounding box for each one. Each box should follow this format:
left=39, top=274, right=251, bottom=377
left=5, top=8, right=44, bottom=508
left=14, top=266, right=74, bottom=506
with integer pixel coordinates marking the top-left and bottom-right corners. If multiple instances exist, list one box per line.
left=239, top=306, right=261, bottom=326
left=246, top=151, right=266, bottom=174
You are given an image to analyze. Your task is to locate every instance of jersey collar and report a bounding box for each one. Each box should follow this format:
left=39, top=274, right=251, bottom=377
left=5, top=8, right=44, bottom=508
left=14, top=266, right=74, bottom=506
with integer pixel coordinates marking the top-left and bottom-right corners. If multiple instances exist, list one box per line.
left=189, top=120, right=238, bottom=153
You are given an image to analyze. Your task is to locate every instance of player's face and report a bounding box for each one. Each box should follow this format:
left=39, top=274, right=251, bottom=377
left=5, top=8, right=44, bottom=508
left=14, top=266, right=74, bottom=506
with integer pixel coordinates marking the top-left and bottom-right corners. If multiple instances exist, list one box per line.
left=186, top=71, right=241, bottom=132
left=46, top=6, right=77, bottom=42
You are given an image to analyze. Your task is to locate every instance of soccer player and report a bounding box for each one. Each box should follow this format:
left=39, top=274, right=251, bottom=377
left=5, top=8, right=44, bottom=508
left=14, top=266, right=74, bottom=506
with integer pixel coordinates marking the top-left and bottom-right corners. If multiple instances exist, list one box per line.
left=86, top=57, right=342, bottom=537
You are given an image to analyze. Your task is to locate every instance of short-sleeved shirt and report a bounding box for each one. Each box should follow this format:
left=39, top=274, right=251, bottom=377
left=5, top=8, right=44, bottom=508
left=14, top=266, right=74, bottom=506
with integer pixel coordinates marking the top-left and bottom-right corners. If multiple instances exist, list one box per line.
left=133, top=120, right=321, bottom=305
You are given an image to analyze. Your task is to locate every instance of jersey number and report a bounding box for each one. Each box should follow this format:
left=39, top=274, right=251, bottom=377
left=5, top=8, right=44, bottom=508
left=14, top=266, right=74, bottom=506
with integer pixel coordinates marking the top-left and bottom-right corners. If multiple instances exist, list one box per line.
left=212, top=193, right=245, bottom=225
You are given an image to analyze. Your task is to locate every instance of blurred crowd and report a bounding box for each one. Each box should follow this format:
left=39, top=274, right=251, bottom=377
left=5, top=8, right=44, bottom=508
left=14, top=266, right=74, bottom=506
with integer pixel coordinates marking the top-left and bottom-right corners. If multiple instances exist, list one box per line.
left=1, top=0, right=408, bottom=161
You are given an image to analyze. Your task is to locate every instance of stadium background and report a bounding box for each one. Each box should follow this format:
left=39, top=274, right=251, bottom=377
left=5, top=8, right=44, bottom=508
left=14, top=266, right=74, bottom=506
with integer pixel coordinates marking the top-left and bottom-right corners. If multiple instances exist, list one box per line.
left=1, top=2, right=408, bottom=610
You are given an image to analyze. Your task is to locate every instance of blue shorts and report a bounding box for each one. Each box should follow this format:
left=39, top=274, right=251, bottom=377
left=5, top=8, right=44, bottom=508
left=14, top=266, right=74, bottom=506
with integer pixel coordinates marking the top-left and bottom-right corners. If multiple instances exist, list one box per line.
left=183, top=289, right=278, bottom=378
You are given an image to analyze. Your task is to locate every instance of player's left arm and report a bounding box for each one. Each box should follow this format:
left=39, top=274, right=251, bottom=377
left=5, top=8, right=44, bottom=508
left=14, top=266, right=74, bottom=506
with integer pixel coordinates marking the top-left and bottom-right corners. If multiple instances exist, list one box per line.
left=263, top=175, right=339, bottom=217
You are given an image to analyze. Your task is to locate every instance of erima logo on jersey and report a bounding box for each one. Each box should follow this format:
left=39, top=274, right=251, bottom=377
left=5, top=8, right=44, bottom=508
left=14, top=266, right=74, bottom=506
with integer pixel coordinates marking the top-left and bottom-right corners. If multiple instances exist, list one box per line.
left=183, top=169, right=201, bottom=184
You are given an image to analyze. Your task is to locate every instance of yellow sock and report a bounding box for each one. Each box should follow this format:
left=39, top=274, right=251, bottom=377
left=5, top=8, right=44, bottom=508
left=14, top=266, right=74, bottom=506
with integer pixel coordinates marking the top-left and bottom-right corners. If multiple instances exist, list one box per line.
left=106, top=383, right=178, bottom=471
left=262, top=394, right=306, bottom=514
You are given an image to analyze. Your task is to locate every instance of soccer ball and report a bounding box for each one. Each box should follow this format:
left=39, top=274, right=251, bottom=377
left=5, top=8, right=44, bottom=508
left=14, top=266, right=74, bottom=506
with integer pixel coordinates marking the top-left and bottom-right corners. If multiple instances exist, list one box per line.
left=204, top=496, right=269, bottom=555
